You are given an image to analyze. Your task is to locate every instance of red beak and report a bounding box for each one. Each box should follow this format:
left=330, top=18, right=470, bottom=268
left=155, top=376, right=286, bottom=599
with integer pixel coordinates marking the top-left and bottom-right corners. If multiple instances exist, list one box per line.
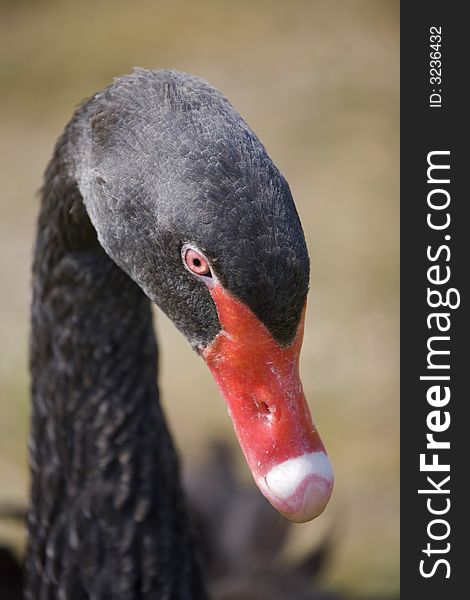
left=202, top=284, right=333, bottom=523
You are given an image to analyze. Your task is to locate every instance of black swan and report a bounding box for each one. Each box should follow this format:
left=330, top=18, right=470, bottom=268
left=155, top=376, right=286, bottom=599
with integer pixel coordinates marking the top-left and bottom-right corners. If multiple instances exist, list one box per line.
left=27, top=69, right=333, bottom=598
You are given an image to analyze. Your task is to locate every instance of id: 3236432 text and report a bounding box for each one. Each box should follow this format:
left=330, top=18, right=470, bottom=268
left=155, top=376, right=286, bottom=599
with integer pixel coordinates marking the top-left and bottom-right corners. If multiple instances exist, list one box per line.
left=429, top=26, right=442, bottom=108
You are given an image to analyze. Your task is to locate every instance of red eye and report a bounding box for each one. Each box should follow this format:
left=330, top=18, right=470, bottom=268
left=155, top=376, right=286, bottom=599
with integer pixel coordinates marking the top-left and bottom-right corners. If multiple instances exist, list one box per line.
left=184, top=248, right=212, bottom=278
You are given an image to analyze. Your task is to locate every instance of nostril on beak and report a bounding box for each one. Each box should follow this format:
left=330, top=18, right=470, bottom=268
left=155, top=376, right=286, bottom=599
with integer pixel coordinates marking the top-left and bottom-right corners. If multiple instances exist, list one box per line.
left=258, top=401, right=270, bottom=414
left=254, top=399, right=281, bottom=422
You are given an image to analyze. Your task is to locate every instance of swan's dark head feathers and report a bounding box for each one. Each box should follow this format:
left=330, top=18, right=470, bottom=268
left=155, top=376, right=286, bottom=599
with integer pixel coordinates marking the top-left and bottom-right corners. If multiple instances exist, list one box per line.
left=76, top=69, right=309, bottom=348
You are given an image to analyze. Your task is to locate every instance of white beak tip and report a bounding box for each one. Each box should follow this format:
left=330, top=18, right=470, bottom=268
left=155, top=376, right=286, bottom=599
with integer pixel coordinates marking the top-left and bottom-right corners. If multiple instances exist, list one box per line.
left=258, top=451, right=334, bottom=523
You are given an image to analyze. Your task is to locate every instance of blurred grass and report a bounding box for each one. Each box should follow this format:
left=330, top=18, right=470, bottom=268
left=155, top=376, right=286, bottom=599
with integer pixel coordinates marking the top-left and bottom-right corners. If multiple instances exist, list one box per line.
left=0, top=0, right=399, bottom=596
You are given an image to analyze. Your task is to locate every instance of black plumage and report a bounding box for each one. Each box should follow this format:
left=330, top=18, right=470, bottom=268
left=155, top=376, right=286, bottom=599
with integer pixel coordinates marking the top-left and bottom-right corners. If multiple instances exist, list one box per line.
left=27, top=69, right=310, bottom=598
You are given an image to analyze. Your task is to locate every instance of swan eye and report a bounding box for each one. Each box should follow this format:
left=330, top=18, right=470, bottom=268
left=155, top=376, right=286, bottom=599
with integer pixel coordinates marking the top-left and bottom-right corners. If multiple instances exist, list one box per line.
left=183, top=247, right=212, bottom=278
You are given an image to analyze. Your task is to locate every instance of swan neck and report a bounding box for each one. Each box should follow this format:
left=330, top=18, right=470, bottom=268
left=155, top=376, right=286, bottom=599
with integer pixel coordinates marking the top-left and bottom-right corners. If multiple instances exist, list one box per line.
left=26, top=134, right=207, bottom=598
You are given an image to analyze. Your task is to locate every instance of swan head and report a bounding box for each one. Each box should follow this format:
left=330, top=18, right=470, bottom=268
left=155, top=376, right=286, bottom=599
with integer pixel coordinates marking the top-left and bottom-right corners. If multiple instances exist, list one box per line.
left=77, top=69, right=333, bottom=522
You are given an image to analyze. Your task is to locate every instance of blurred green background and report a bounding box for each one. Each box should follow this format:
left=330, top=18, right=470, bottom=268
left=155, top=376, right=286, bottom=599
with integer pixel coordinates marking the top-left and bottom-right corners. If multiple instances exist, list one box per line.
left=0, top=0, right=399, bottom=596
